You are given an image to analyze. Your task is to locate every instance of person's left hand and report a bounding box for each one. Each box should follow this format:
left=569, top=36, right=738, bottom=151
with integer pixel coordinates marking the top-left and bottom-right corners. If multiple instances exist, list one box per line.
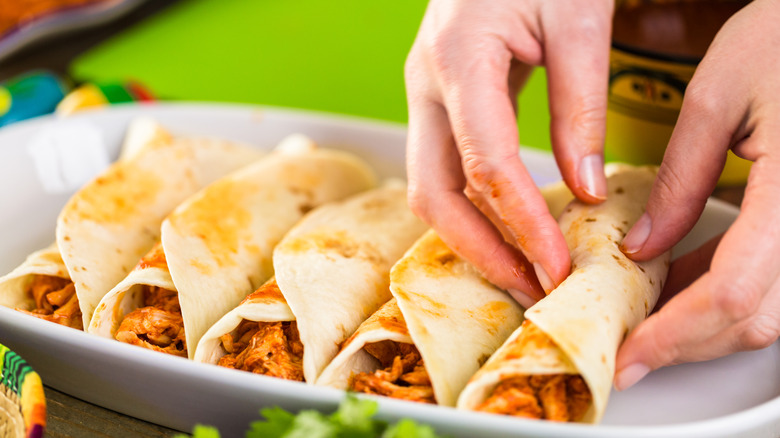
left=613, top=0, right=780, bottom=390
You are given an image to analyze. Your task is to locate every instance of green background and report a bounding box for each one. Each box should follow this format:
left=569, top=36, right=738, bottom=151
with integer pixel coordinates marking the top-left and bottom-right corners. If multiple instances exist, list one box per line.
left=70, top=0, right=552, bottom=150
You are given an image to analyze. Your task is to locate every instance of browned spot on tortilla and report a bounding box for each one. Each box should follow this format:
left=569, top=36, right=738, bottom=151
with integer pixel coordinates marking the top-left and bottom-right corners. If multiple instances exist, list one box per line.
left=601, top=354, right=607, bottom=364
left=189, top=259, right=213, bottom=276
left=63, top=236, right=71, bottom=241
left=37, top=251, right=65, bottom=265
left=338, top=300, right=409, bottom=354
left=167, top=178, right=253, bottom=267
left=298, top=203, right=314, bottom=214
left=585, top=218, right=596, bottom=222
left=360, top=196, right=390, bottom=211
left=615, top=187, right=625, bottom=194
left=504, top=321, right=561, bottom=360
left=242, top=278, right=286, bottom=304
left=393, top=287, right=445, bottom=318
left=469, top=301, right=512, bottom=335
left=638, top=265, right=645, bottom=273
left=136, top=243, right=168, bottom=271
left=478, top=353, right=491, bottom=367
left=611, top=254, right=631, bottom=270
left=282, top=230, right=385, bottom=265
left=62, top=163, right=164, bottom=225
left=435, top=251, right=456, bottom=266
left=378, top=314, right=409, bottom=335
left=612, top=224, right=625, bottom=235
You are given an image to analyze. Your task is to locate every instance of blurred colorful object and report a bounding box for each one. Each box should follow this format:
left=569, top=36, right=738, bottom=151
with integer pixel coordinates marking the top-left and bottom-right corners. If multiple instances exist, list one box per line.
left=0, top=0, right=108, bottom=37
left=0, top=0, right=146, bottom=61
left=0, top=71, right=69, bottom=128
left=55, top=81, right=153, bottom=115
left=0, top=343, right=46, bottom=438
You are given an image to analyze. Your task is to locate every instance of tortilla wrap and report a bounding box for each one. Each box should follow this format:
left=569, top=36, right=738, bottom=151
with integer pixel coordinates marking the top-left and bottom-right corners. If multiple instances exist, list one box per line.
left=0, top=244, right=80, bottom=327
left=86, top=243, right=188, bottom=356
left=194, top=181, right=428, bottom=381
left=457, top=164, right=671, bottom=423
left=166, top=136, right=380, bottom=360
left=55, top=122, right=263, bottom=329
left=316, top=229, right=524, bottom=407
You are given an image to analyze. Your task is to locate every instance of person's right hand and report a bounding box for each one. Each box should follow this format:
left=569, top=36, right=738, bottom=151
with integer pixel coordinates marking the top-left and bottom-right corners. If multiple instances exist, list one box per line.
left=405, top=0, right=613, bottom=306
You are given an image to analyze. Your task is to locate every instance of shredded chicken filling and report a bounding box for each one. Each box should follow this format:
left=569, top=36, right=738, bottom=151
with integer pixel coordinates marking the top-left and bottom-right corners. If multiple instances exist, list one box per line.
left=349, top=341, right=436, bottom=404
left=217, top=320, right=304, bottom=381
left=476, top=374, right=592, bottom=422
left=17, top=275, right=82, bottom=330
left=115, top=286, right=187, bottom=357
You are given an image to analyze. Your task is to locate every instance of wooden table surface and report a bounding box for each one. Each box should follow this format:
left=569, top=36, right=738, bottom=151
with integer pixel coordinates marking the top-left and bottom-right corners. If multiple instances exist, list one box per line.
left=0, top=3, right=746, bottom=436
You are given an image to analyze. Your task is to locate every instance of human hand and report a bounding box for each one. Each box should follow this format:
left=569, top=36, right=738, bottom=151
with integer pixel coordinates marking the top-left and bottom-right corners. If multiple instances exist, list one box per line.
left=615, top=0, right=780, bottom=390
left=405, top=0, right=613, bottom=306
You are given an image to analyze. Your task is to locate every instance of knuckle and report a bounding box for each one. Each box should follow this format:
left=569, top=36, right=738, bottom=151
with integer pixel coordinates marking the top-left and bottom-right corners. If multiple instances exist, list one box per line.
left=568, top=13, right=607, bottom=44
left=738, top=315, right=779, bottom=350
left=712, top=278, right=763, bottom=323
left=427, top=29, right=463, bottom=76
left=681, top=79, right=722, bottom=121
left=406, top=184, right=433, bottom=224
left=654, top=162, right=709, bottom=208
left=460, top=149, right=502, bottom=192
left=560, top=97, right=607, bottom=148
left=633, top=320, right=680, bottom=367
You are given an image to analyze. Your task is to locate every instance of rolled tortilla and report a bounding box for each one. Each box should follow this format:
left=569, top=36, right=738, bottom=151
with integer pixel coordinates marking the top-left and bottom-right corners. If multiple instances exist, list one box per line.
left=0, top=244, right=79, bottom=328
left=318, top=229, right=525, bottom=407
left=168, top=137, right=381, bottom=360
left=87, top=243, right=187, bottom=356
left=457, top=164, right=671, bottom=423
left=1, top=120, right=260, bottom=330
left=56, top=121, right=263, bottom=329
left=194, top=181, right=428, bottom=380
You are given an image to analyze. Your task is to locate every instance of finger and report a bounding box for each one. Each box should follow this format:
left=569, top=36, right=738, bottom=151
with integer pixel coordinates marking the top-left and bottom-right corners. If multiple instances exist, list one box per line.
left=541, top=2, right=613, bottom=203
left=620, top=53, right=751, bottom=261
left=436, top=36, right=570, bottom=291
left=655, top=234, right=722, bottom=310
left=676, top=280, right=780, bottom=362
left=615, top=155, right=780, bottom=390
left=406, top=95, right=544, bottom=301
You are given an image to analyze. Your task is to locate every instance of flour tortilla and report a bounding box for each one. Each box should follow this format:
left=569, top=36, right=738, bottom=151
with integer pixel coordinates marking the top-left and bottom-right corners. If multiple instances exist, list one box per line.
left=0, top=119, right=171, bottom=313
left=0, top=244, right=69, bottom=310
left=87, top=243, right=176, bottom=338
left=457, top=164, right=671, bottom=423
left=317, top=229, right=524, bottom=407
left=193, top=180, right=428, bottom=379
left=167, top=137, right=380, bottom=360
left=315, top=181, right=576, bottom=406
left=56, top=122, right=264, bottom=328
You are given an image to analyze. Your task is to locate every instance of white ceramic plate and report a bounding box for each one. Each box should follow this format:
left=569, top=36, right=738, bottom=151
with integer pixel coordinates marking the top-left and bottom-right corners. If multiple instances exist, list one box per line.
left=0, top=103, right=778, bottom=438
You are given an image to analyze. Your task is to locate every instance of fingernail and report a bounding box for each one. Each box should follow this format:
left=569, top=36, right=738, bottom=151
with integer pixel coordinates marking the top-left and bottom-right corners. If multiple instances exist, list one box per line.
left=579, top=154, right=607, bottom=201
left=507, top=289, right=538, bottom=309
left=533, top=262, right=555, bottom=294
left=615, top=363, right=650, bottom=391
left=621, top=213, right=652, bottom=255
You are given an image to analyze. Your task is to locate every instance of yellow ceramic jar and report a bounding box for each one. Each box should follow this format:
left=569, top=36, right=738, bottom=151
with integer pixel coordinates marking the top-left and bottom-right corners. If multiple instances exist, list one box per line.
left=607, top=0, right=752, bottom=185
